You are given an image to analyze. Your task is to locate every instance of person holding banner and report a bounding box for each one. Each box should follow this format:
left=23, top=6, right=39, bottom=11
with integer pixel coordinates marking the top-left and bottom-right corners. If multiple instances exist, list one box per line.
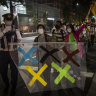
left=0, top=13, right=22, bottom=96
left=65, top=24, right=86, bottom=57
left=65, top=24, right=86, bottom=42
left=34, top=24, right=52, bottom=95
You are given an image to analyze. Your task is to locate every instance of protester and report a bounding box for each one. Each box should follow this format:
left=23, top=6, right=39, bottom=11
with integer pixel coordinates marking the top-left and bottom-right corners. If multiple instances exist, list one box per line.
left=90, top=24, right=95, bottom=46
left=61, top=22, right=67, bottom=34
left=34, top=24, right=51, bottom=42
left=65, top=24, right=86, bottom=42
left=34, top=24, right=52, bottom=95
left=61, top=18, right=65, bottom=25
left=52, top=21, right=65, bottom=42
left=65, top=23, right=86, bottom=57
left=51, top=21, right=61, bottom=32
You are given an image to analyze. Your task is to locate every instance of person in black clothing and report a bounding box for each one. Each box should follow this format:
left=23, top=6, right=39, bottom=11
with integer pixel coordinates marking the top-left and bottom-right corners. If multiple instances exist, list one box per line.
left=91, top=34, right=95, bottom=46
left=34, top=24, right=52, bottom=95
left=90, top=18, right=95, bottom=46
left=0, top=13, right=21, bottom=96
left=52, top=21, right=65, bottom=42
left=90, top=24, right=95, bottom=46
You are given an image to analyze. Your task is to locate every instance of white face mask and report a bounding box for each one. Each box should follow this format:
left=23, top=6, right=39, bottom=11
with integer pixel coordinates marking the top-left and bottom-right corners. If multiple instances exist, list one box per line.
left=67, top=28, right=72, bottom=33
left=5, top=21, right=12, bottom=26
left=83, top=30, right=86, bottom=34
left=38, top=29, right=44, bottom=34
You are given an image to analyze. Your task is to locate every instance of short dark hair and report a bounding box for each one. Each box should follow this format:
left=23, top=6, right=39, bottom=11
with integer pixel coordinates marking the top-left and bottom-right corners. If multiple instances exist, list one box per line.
left=56, top=21, right=62, bottom=26
left=37, top=24, right=46, bottom=30
left=67, top=24, right=75, bottom=33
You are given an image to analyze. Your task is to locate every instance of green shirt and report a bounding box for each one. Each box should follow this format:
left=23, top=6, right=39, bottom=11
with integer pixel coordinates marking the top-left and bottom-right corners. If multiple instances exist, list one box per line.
left=69, top=33, right=78, bottom=51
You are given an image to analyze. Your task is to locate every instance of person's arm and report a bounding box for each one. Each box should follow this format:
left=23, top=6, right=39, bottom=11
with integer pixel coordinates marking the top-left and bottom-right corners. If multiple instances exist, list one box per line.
left=16, top=29, right=22, bottom=42
left=0, top=26, right=11, bottom=38
left=65, top=34, right=69, bottom=42
left=75, top=24, right=86, bottom=37
left=0, top=32, right=4, bottom=39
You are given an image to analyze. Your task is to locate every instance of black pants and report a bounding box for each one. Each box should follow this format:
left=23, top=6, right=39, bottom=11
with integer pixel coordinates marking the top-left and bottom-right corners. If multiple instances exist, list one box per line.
left=0, top=51, right=18, bottom=88
left=91, top=35, right=95, bottom=46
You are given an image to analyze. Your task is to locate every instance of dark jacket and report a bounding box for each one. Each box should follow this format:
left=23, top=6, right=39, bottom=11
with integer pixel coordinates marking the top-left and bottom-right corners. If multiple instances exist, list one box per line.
left=34, top=33, right=51, bottom=42
left=1, top=31, right=17, bottom=49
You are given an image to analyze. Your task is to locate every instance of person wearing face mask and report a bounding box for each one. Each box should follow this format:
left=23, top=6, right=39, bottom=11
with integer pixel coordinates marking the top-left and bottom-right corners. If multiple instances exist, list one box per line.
left=52, top=21, right=65, bottom=42
left=34, top=24, right=52, bottom=95
left=0, top=13, right=22, bottom=96
left=65, top=24, right=86, bottom=42
left=66, top=25, right=78, bottom=51
left=51, top=21, right=61, bottom=32
left=65, top=24, right=86, bottom=57
left=90, top=24, right=95, bottom=46
left=34, top=24, right=51, bottom=42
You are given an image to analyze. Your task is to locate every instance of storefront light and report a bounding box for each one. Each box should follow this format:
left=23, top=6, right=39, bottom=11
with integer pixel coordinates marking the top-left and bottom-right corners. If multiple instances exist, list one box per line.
left=3, top=6, right=7, bottom=11
left=47, top=18, right=55, bottom=21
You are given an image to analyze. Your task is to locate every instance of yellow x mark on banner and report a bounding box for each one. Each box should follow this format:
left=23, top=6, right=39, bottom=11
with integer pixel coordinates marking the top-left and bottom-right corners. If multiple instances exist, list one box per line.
left=26, top=64, right=48, bottom=87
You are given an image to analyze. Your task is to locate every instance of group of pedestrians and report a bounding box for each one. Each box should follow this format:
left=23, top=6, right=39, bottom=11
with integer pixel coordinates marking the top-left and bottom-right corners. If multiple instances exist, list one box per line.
left=0, top=13, right=95, bottom=96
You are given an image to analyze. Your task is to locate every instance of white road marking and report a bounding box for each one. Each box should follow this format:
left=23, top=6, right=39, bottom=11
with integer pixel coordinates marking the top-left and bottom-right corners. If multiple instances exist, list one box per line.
left=81, top=72, right=94, bottom=78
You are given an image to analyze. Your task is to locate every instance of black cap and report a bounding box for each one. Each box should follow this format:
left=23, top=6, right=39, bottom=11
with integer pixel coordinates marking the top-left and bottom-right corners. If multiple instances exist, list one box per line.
left=37, top=24, right=46, bottom=30
left=2, top=13, right=13, bottom=21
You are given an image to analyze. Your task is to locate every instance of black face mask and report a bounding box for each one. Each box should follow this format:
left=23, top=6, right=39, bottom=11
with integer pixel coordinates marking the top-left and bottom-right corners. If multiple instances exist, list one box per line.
left=55, top=25, right=61, bottom=29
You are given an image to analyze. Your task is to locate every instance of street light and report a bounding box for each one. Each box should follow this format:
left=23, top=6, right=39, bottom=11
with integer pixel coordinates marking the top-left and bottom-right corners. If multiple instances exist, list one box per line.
left=76, top=2, right=80, bottom=24
left=76, top=3, right=79, bottom=6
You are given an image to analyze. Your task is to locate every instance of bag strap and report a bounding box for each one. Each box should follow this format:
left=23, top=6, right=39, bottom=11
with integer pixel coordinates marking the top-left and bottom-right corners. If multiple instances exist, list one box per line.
left=60, top=29, right=64, bottom=41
